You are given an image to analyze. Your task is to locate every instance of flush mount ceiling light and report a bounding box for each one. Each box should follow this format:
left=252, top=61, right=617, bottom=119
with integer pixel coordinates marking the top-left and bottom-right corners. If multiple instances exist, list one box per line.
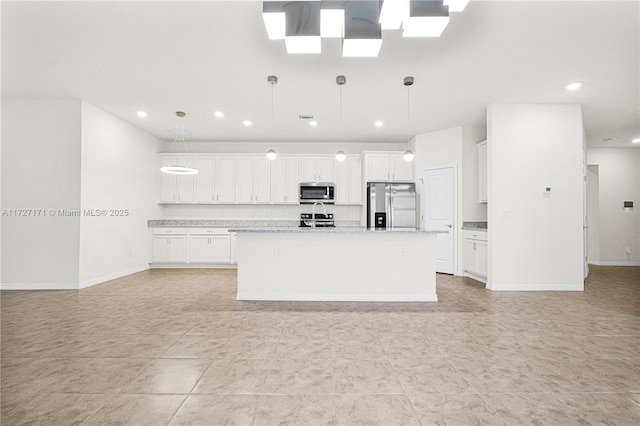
left=566, top=81, right=584, bottom=91
left=375, top=120, right=384, bottom=127
left=160, top=111, right=198, bottom=175
left=343, top=0, right=383, bottom=57
left=309, top=120, right=319, bottom=127
left=137, top=111, right=148, bottom=118
left=403, top=0, right=450, bottom=37
left=632, top=138, right=640, bottom=144
left=214, top=111, right=224, bottom=118
left=263, top=1, right=466, bottom=57
left=243, top=120, right=253, bottom=127
left=285, top=1, right=321, bottom=54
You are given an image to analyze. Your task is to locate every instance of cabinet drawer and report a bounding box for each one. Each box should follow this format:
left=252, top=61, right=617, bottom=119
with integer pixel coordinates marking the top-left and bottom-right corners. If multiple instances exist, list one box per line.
left=153, top=227, right=187, bottom=235
left=463, top=230, right=487, bottom=242
left=189, top=228, right=229, bottom=236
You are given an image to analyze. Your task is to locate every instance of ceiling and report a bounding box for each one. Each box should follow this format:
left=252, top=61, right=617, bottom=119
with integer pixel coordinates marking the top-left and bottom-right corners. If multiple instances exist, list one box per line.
left=2, top=0, right=638, bottom=147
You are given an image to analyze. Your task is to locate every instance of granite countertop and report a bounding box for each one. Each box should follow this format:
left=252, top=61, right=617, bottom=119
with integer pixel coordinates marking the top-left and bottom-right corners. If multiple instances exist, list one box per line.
left=462, top=221, right=488, bottom=230
left=231, top=227, right=448, bottom=234
left=148, top=219, right=360, bottom=228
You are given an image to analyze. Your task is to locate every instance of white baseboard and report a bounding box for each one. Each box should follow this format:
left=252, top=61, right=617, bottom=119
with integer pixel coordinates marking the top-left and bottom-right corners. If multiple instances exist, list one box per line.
left=0, top=282, right=78, bottom=290
left=486, top=282, right=584, bottom=291
left=78, top=265, right=150, bottom=289
left=588, top=261, right=640, bottom=267
left=236, top=293, right=438, bottom=302
left=463, top=271, right=487, bottom=284
left=150, top=263, right=238, bottom=269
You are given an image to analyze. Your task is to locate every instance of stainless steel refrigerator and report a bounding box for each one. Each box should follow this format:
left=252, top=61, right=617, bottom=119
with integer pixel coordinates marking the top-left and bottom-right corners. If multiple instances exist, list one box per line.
left=367, top=182, right=417, bottom=229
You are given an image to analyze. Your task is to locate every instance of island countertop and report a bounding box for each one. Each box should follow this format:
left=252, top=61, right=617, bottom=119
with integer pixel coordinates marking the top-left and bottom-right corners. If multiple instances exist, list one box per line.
left=230, top=227, right=447, bottom=234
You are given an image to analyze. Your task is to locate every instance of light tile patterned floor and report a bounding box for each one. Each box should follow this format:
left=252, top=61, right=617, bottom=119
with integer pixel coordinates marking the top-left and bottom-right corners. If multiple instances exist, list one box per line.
left=1, top=266, right=639, bottom=425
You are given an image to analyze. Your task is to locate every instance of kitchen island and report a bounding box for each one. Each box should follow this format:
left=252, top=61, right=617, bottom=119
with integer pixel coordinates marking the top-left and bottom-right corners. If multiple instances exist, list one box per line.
left=232, top=227, right=445, bottom=302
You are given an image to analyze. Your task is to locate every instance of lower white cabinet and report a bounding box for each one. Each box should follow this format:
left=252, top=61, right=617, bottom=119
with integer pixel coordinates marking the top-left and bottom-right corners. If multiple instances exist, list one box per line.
left=463, top=230, right=488, bottom=280
left=151, top=228, right=236, bottom=265
left=188, top=230, right=231, bottom=263
left=151, top=228, right=187, bottom=263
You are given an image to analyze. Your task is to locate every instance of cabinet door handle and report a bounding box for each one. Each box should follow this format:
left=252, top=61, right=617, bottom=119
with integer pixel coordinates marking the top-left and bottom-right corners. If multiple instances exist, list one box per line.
left=216, top=195, right=219, bottom=202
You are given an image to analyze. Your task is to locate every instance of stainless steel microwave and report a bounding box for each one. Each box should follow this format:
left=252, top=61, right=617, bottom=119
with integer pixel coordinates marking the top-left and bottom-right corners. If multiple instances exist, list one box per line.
left=299, top=182, right=335, bottom=204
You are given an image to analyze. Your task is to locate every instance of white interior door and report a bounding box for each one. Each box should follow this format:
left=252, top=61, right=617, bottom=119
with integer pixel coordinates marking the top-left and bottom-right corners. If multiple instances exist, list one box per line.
left=421, top=166, right=456, bottom=274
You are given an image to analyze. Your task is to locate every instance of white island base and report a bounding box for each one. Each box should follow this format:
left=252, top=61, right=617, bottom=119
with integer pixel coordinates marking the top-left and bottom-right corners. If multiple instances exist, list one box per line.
left=233, top=229, right=439, bottom=302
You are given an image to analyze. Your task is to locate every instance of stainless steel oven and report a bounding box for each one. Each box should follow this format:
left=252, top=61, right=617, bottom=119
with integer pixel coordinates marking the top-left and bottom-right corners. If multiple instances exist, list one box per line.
left=299, top=182, right=335, bottom=204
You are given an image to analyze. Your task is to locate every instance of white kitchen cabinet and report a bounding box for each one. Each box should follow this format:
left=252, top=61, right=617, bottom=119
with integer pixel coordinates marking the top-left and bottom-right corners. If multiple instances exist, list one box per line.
left=187, top=230, right=231, bottom=263
left=160, top=155, right=195, bottom=202
left=336, top=155, right=363, bottom=205
left=236, top=156, right=272, bottom=203
left=230, top=232, right=238, bottom=263
left=478, top=141, right=488, bottom=203
left=364, top=152, right=414, bottom=182
left=151, top=228, right=187, bottom=263
left=194, top=156, right=215, bottom=202
left=300, top=156, right=335, bottom=183
left=272, top=156, right=299, bottom=204
left=390, top=154, right=414, bottom=181
left=463, top=230, right=488, bottom=280
left=214, top=156, right=236, bottom=203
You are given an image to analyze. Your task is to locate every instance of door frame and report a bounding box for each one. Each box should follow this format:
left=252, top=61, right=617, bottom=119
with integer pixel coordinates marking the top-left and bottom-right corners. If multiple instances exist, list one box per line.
left=420, top=165, right=458, bottom=275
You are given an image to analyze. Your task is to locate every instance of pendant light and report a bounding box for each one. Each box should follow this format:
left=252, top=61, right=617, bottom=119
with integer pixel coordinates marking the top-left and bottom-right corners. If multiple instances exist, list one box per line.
left=403, top=76, right=415, bottom=162
left=266, top=75, right=278, bottom=160
left=335, top=75, right=347, bottom=162
left=160, top=111, right=198, bottom=175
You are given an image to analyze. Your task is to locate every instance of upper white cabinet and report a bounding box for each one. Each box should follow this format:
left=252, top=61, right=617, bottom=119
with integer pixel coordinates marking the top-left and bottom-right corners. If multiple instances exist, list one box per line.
left=160, top=155, right=195, bottom=202
left=194, top=156, right=215, bottom=202
left=214, top=156, right=237, bottom=203
left=336, top=155, right=363, bottom=205
left=236, top=156, right=272, bottom=203
left=272, top=156, right=300, bottom=204
left=478, top=141, right=488, bottom=203
left=192, top=155, right=236, bottom=203
left=364, top=152, right=414, bottom=182
left=300, top=156, right=335, bottom=183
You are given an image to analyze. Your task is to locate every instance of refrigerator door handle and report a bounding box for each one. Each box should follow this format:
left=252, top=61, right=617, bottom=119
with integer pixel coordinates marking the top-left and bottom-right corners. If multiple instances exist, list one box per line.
left=387, top=184, right=393, bottom=230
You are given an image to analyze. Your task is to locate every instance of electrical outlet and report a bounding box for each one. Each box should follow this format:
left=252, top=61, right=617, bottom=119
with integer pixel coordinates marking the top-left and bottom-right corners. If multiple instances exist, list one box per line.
left=271, top=249, right=278, bottom=258
left=625, top=247, right=631, bottom=255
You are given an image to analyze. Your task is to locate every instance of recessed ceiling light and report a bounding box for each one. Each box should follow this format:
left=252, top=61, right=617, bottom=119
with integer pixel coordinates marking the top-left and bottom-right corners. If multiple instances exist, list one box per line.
left=309, top=121, right=318, bottom=127
left=601, top=137, right=616, bottom=142
left=632, top=138, right=640, bottom=144
left=375, top=121, right=384, bottom=127
left=214, top=111, right=224, bottom=118
left=566, top=81, right=584, bottom=91
left=243, top=120, right=252, bottom=127
left=137, top=111, right=148, bottom=118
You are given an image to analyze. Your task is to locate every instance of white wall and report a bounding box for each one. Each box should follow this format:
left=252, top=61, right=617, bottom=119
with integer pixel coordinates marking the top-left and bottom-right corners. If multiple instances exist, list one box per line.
left=586, top=148, right=640, bottom=265
left=1, top=99, right=82, bottom=288
left=79, top=101, right=162, bottom=286
left=487, top=104, right=585, bottom=291
left=586, top=165, right=600, bottom=263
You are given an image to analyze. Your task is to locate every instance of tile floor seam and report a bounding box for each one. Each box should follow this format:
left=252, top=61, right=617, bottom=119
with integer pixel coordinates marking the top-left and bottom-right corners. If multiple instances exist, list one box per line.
left=159, top=393, right=189, bottom=426
left=77, top=393, right=118, bottom=426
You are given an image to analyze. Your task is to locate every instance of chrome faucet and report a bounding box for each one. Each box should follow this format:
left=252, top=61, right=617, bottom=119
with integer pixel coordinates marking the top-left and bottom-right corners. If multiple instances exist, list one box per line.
left=311, top=201, right=328, bottom=229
